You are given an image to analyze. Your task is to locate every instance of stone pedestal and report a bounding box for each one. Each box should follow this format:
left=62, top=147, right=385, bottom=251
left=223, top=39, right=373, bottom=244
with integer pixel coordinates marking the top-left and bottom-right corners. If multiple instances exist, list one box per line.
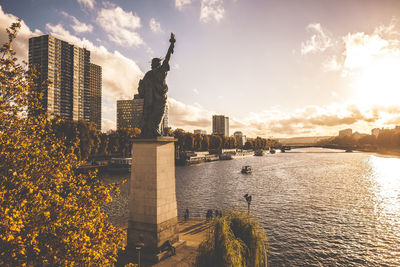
left=127, top=137, right=179, bottom=261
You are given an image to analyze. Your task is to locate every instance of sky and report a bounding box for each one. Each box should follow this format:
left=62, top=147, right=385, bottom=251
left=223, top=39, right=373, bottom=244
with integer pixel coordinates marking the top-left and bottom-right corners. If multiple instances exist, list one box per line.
left=2, top=0, right=400, bottom=138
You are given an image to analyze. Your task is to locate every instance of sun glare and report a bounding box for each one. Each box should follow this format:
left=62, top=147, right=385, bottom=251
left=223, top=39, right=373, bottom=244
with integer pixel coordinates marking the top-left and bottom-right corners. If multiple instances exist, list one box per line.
left=353, top=55, right=400, bottom=107
left=367, top=155, right=400, bottom=220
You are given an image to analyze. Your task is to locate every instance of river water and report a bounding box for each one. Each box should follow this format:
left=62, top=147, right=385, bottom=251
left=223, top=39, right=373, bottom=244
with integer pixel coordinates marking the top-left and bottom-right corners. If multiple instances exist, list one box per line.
left=102, top=148, right=400, bottom=266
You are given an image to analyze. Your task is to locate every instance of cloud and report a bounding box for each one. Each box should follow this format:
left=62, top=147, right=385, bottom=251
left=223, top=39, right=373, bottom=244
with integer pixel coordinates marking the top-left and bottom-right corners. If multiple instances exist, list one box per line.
left=96, top=5, right=143, bottom=47
left=200, top=0, right=225, bottom=23
left=149, top=18, right=163, bottom=33
left=166, top=94, right=400, bottom=137
left=0, top=6, right=42, bottom=62
left=301, top=23, right=333, bottom=55
left=175, top=0, right=191, bottom=11
left=167, top=98, right=213, bottom=131
left=341, top=22, right=400, bottom=71
left=343, top=32, right=389, bottom=70
left=225, top=103, right=400, bottom=137
left=334, top=21, right=400, bottom=105
left=193, top=88, right=199, bottom=95
left=302, top=20, right=400, bottom=75
left=77, top=0, right=95, bottom=10
left=60, top=11, right=93, bottom=34
left=323, top=55, right=341, bottom=71
left=4, top=7, right=400, bottom=136
left=102, top=118, right=116, bottom=132
left=301, top=21, right=400, bottom=107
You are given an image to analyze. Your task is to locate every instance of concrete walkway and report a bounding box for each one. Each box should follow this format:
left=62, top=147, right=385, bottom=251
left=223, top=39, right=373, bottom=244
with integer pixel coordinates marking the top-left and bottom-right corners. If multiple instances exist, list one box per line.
left=117, top=219, right=210, bottom=267
left=153, top=219, right=210, bottom=267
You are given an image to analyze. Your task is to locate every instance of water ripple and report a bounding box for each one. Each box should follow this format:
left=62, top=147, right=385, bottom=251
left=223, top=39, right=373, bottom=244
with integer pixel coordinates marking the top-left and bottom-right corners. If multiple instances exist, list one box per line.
left=102, top=148, right=400, bottom=266
left=175, top=148, right=400, bottom=266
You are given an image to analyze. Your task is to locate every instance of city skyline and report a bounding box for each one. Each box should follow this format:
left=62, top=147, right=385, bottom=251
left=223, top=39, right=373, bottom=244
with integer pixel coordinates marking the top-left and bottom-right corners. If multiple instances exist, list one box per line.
left=2, top=1, right=400, bottom=137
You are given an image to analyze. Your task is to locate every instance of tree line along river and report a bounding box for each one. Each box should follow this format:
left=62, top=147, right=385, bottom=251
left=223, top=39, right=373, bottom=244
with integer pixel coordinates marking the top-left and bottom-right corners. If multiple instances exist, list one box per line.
left=101, top=147, right=400, bottom=266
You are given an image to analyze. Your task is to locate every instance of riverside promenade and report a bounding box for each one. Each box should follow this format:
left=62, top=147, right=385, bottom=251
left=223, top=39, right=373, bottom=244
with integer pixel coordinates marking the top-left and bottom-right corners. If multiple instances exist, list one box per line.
left=153, top=219, right=210, bottom=267
left=118, top=219, right=209, bottom=267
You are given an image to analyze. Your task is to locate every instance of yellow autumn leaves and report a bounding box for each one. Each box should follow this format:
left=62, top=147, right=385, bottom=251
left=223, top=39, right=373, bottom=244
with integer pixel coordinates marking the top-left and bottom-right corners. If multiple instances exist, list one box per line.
left=0, top=21, right=125, bottom=265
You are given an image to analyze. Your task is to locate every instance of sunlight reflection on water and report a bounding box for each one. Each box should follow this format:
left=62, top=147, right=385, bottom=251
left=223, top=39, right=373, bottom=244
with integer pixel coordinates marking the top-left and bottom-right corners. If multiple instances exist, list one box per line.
left=367, top=155, right=400, bottom=225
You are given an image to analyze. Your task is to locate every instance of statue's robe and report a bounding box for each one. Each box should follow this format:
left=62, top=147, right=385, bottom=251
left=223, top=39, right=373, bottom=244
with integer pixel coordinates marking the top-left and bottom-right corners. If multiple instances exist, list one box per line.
left=138, top=60, right=169, bottom=137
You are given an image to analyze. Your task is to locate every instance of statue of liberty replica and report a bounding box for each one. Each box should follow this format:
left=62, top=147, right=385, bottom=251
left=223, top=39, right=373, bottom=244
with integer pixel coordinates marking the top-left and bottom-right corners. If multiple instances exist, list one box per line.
left=137, top=33, right=176, bottom=138
left=128, top=33, right=182, bottom=261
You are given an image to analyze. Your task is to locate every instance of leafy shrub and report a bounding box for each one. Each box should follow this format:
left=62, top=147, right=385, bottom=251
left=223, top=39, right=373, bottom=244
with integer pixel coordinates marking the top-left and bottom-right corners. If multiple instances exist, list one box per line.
left=196, top=211, right=269, bottom=267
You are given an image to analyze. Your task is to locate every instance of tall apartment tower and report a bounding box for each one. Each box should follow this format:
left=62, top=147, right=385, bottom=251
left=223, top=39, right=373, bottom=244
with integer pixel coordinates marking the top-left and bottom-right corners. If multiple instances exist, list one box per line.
left=89, top=63, right=102, bottom=130
left=212, top=115, right=229, bottom=137
left=29, top=35, right=99, bottom=127
left=234, top=131, right=246, bottom=147
left=117, top=95, right=168, bottom=131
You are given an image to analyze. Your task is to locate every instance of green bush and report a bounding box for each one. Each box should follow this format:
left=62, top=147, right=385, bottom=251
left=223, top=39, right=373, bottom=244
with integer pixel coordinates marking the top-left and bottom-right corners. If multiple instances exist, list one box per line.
left=196, top=211, right=269, bottom=267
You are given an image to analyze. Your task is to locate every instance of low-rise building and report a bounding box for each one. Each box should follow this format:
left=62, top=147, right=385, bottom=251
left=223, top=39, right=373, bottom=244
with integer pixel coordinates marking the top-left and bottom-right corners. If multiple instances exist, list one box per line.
left=194, top=129, right=207, bottom=135
left=371, top=128, right=380, bottom=137
left=352, top=132, right=366, bottom=140
left=339, top=128, right=352, bottom=137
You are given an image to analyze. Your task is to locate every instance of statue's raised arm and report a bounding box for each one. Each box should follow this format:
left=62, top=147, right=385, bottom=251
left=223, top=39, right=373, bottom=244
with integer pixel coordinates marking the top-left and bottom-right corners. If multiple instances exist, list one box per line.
left=164, top=33, right=176, bottom=66
left=138, top=32, right=176, bottom=138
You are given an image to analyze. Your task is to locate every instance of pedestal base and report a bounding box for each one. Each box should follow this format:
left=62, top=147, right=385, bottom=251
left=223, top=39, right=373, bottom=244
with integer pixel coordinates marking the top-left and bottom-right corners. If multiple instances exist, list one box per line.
left=124, top=239, right=186, bottom=264
left=127, top=217, right=179, bottom=253
left=127, top=137, right=179, bottom=258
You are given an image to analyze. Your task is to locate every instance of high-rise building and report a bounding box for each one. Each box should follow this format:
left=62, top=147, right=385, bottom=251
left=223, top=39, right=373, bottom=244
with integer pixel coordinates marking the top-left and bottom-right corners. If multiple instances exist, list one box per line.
left=234, top=131, right=246, bottom=147
left=29, top=35, right=100, bottom=128
left=117, top=95, right=168, bottom=131
left=89, top=63, right=102, bottom=130
left=117, top=98, right=143, bottom=129
left=72, top=46, right=90, bottom=121
left=212, top=115, right=229, bottom=137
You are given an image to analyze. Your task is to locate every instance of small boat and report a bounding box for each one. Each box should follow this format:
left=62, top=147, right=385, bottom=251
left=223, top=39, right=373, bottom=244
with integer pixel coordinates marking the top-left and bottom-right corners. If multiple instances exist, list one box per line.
left=280, top=147, right=286, bottom=153
left=254, top=150, right=264, bottom=156
left=270, top=148, right=276, bottom=154
left=241, top=165, right=252, bottom=174
left=345, top=149, right=353, bottom=153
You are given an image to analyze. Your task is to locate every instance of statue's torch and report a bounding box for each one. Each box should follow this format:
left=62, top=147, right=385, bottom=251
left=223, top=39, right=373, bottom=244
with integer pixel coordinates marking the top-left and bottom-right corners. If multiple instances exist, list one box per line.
left=169, top=33, right=176, bottom=53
